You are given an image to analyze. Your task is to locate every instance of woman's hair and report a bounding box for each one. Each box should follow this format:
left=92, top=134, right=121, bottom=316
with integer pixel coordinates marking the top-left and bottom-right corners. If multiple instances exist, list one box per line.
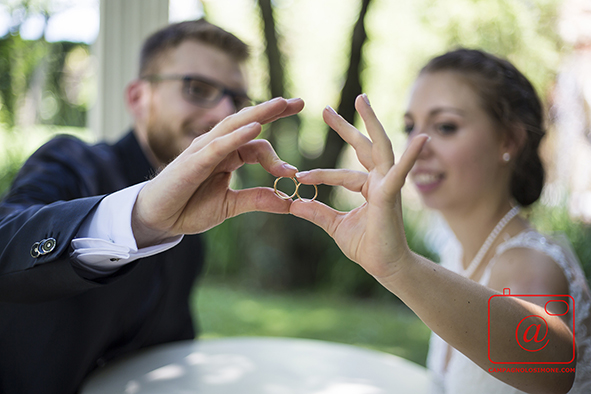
left=420, top=48, right=545, bottom=207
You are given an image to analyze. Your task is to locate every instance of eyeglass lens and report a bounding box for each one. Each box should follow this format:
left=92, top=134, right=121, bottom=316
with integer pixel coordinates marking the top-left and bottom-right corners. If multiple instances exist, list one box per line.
left=184, top=78, right=251, bottom=110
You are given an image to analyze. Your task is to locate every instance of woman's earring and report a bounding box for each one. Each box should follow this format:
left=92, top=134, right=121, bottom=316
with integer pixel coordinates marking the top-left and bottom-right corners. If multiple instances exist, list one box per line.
left=502, top=152, right=511, bottom=162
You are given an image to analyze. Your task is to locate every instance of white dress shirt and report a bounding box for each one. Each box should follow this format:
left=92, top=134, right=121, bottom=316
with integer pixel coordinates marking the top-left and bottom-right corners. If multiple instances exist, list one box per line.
left=71, top=182, right=183, bottom=276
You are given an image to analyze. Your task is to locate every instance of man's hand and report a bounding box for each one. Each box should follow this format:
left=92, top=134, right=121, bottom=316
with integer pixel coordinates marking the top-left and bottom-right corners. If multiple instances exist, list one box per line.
left=132, top=97, right=305, bottom=248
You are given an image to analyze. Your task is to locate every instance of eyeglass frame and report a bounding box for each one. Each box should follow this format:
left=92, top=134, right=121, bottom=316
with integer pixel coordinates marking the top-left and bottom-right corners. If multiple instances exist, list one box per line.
left=140, top=74, right=253, bottom=111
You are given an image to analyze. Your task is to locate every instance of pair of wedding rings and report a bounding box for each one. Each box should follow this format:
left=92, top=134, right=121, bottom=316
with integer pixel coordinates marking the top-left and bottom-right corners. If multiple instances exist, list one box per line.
left=274, top=177, right=318, bottom=202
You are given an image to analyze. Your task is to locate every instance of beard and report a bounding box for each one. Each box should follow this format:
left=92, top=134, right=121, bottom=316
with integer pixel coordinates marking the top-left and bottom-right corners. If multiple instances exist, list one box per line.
left=145, top=119, right=216, bottom=166
left=145, top=121, right=183, bottom=166
left=144, top=100, right=199, bottom=166
left=143, top=99, right=185, bottom=165
left=144, top=99, right=219, bottom=166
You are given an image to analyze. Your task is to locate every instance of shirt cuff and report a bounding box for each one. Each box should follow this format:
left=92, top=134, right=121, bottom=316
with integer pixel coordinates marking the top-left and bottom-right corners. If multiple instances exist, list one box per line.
left=71, top=182, right=183, bottom=276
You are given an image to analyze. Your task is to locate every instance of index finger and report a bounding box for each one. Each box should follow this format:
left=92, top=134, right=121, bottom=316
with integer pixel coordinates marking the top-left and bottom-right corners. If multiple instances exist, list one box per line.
left=259, top=98, right=305, bottom=124
left=355, top=94, right=394, bottom=174
left=322, top=106, right=374, bottom=170
left=189, top=97, right=302, bottom=154
left=237, top=139, right=298, bottom=178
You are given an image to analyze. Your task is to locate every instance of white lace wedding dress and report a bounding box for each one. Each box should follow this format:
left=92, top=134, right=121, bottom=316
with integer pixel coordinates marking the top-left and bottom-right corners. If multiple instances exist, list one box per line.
left=427, top=230, right=591, bottom=394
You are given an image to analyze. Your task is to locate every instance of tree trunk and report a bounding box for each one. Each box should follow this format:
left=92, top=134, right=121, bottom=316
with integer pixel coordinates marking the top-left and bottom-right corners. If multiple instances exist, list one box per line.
left=303, top=0, right=372, bottom=203
left=237, top=0, right=373, bottom=290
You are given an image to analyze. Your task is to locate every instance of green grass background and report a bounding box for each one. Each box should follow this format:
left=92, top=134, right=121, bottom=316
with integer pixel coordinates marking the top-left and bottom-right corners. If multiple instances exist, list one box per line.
left=193, top=277, right=431, bottom=367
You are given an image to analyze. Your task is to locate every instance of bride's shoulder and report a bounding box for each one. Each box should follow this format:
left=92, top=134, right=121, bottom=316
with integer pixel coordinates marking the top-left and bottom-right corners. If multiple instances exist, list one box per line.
left=487, top=230, right=569, bottom=295
left=495, top=229, right=570, bottom=265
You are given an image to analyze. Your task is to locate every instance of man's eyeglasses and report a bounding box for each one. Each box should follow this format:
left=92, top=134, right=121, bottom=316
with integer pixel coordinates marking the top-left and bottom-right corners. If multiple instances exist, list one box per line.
left=141, top=74, right=253, bottom=111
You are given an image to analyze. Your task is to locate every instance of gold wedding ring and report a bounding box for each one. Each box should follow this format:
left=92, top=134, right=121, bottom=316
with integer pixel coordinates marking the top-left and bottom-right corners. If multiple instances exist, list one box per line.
left=274, top=177, right=318, bottom=202
left=295, top=181, right=318, bottom=202
left=273, top=177, right=298, bottom=200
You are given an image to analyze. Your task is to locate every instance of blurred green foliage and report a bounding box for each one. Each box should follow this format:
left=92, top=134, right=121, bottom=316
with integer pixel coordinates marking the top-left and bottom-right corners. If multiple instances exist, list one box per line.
left=529, top=202, right=591, bottom=280
left=203, top=207, right=437, bottom=300
left=0, top=0, right=92, bottom=129
left=422, top=0, right=562, bottom=97
left=194, top=278, right=431, bottom=365
left=362, top=0, right=563, bottom=140
left=0, top=35, right=90, bottom=128
left=0, top=2, right=93, bottom=195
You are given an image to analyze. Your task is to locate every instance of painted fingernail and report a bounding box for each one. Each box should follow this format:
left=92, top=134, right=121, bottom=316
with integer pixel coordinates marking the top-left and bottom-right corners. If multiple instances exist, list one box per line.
left=295, top=171, right=309, bottom=178
left=362, top=93, right=371, bottom=106
left=283, top=163, right=298, bottom=172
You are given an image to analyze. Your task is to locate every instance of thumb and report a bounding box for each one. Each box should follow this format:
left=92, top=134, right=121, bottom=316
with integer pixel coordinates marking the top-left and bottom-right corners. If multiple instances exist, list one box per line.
left=226, top=187, right=292, bottom=217
left=384, top=134, right=430, bottom=195
left=290, top=199, right=342, bottom=237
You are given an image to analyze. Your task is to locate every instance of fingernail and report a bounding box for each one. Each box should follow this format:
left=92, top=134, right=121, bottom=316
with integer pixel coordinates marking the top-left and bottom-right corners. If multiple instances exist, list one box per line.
left=295, top=171, right=309, bottom=178
left=283, top=163, right=298, bottom=172
left=325, top=105, right=337, bottom=115
left=362, top=93, right=371, bottom=106
left=269, top=97, right=283, bottom=104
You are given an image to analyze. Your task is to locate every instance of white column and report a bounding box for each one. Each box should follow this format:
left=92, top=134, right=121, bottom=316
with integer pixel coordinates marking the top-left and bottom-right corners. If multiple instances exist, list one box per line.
left=89, top=0, right=169, bottom=142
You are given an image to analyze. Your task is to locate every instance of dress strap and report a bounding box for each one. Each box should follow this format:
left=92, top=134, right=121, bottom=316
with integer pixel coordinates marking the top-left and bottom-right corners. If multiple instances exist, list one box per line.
left=477, top=257, right=497, bottom=286
left=478, top=233, right=514, bottom=285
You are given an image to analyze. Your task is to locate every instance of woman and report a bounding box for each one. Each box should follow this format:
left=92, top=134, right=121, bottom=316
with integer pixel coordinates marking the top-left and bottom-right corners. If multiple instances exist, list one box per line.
left=290, top=49, right=591, bottom=393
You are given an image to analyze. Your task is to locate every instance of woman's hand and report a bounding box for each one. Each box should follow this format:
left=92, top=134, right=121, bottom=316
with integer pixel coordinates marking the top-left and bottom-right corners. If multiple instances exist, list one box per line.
left=290, top=94, right=429, bottom=282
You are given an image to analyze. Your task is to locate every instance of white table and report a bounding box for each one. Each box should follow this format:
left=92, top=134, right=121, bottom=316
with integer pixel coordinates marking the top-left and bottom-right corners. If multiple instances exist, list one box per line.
left=81, top=337, right=431, bottom=394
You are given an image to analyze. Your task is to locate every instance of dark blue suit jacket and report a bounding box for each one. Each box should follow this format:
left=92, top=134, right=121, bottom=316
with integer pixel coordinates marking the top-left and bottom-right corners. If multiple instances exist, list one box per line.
left=0, top=131, right=204, bottom=393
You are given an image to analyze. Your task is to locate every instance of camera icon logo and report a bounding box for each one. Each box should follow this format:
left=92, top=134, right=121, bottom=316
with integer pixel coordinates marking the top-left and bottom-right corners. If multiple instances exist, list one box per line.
left=488, top=288, right=575, bottom=364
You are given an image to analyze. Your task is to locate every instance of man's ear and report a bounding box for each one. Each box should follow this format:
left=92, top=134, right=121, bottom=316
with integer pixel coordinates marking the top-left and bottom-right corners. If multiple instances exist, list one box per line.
left=125, top=79, right=150, bottom=119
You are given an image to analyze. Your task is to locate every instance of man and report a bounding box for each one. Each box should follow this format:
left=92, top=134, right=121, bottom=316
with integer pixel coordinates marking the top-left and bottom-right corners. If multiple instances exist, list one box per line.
left=0, top=19, right=303, bottom=393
